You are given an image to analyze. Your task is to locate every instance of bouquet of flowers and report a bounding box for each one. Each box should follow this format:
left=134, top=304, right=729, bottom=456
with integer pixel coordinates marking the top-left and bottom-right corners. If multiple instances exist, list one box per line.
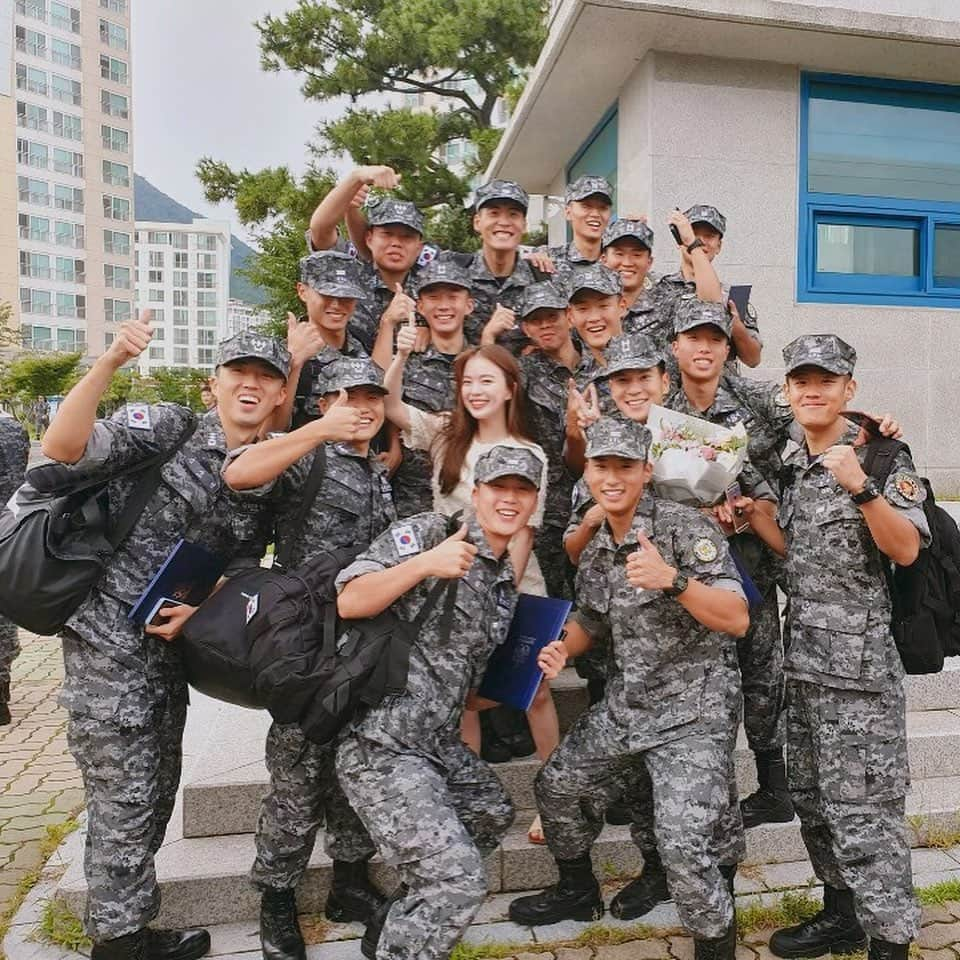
left=646, top=404, right=748, bottom=506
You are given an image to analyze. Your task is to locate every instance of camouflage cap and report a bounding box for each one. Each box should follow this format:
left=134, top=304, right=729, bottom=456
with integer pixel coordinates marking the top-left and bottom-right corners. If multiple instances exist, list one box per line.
left=684, top=204, right=726, bottom=236
left=365, top=197, right=425, bottom=236
left=520, top=281, right=569, bottom=319
left=673, top=296, right=732, bottom=339
left=414, top=259, right=472, bottom=296
left=322, top=355, right=388, bottom=395
left=569, top=262, right=624, bottom=299
left=601, top=219, right=654, bottom=251
left=299, top=250, right=366, bottom=299
left=474, top=179, right=529, bottom=212
left=585, top=417, right=652, bottom=461
left=596, top=333, right=663, bottom=379
left=217, top=331, right=291, bottom=379
left=783, top=334, right=857, bottom=376
left=474, top=445, right=544, bottom=489
left=565, top=175, right=614, bottom=205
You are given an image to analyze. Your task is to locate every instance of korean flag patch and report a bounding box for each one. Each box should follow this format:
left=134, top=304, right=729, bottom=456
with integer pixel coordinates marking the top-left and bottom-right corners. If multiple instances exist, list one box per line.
left=391, top=524, right=422, bottom=557
left=126, top=403, right=151, bottom=430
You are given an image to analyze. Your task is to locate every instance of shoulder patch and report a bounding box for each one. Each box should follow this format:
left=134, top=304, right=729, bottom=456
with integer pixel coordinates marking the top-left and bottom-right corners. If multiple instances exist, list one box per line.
left=893, top=473, right=922, bottom=504
left=126, top=403, right=151, bottom=430
left=391, top=523, right=422, bottom=557
left=693, top=537, right=719, bottom=563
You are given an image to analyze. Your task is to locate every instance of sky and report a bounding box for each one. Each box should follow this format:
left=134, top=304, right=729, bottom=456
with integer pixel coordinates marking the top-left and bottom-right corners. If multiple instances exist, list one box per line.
left=132, top=0, right=352, bottom=244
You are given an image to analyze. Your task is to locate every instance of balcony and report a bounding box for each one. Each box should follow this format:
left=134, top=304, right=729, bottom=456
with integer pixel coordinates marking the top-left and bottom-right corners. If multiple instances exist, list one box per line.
left=51, top=13, right=80, bottom=33
left=51, top=88, right=81, bottom=106
left=18, top=115, right=50, bottom=132
left=54, top=233, right=84, bottom=248
left=51, top=50, right=81, bottom=69
left=19, top=189, right=51, bottom=206
left=19, top=226, right=49, bottom=241
left=17, top=153, right=48, bottom=170
left=17, top=77, right=48, bottom=96
left=16, top=0, right=46, bottom=21
left=55, top=269, right=84, bottom=283
left=54, top=197, right=83, bottom=213
left=21, top=265, right=51, bottom=279
left=16, top=37, right=47, bottom=57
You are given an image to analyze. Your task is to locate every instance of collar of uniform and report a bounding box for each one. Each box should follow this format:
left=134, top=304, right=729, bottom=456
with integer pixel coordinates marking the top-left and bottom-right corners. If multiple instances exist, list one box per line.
left=709, top=378, right=742, bottom=415
left=461, top=511, right=501, bottom=564
left=200, top=408, right=229, bottom=454
left=469, top=250, right=535, bottom=288
left=791, top=419, right=861, bottom=469
left=420, top=340, right=460, bottom=363
left=314, top=333, right=367, bottom=361
left=330, top=440, right=374, bottom=462
left=593, top=492, right=656, bottom=554
left=526, top=347, right=578, bottom=379
left=555, top=241, right=594, bottom=265
left=660, top=271, right=693, bottom=287
left=574, top=350, right=600, bottom=381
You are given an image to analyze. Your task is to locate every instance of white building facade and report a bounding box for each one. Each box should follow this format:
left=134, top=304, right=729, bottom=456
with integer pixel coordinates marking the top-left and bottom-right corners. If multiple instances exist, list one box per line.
left=225, top=297, right=269, bottom=338
left=134, top=218, right=230, bottom=374
left=489, top=0, right=960, bottom=493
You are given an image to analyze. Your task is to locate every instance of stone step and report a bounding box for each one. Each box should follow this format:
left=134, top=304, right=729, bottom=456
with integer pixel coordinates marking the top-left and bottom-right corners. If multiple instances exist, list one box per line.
left=56, top=773, right=960, bottom=930
left=181, top=696, right=960, bottom=838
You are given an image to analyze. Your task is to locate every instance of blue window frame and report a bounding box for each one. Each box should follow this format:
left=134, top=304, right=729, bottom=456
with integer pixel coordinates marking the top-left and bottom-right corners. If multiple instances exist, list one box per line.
left=567, top=105, right=618, bottom=204
left=798, top=73, right=960, bottom=307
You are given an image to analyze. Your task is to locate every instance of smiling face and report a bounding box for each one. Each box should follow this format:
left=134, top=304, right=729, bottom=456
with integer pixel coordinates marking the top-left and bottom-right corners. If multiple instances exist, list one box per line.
left=473, top=202, right=527, bottom=253
left=608, top=366, right=669, bottom=424
left=566, top=196, right=612, bottom=244
left=584, top=455, right=651, bottom=521
left=416, top=284, right=473, bottom=338
left=786, top=367, right=856, bottom=431
left=366, top=224, right=423, bottom=274
left=297, top=285, right=357, bottom=334
left=602, top=238, right=653, bottom=292
left=459, top=353, right=514, bottom=424
left=319, top=385, right=386, bottom=442
left=672, top=325, right=730, bottom=382
left=691, top=223, right=723, bottom=262
left=472, top=476, right=539, bottom=539
left=567, top=291, right=623, bottom=351
left=213, top=360, right=287, bottom=430
left=520, top=307, right=571, bottom=353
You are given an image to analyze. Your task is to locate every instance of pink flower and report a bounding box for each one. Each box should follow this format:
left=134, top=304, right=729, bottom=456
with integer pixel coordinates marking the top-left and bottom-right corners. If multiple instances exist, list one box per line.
left=699, top=445, right=717, bottom=461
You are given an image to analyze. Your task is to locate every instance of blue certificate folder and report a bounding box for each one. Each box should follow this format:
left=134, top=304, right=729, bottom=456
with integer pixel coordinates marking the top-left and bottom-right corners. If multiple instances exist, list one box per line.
left=128, top=539, right=226, bottom=625
left=478, top=594, right=573, bottom=711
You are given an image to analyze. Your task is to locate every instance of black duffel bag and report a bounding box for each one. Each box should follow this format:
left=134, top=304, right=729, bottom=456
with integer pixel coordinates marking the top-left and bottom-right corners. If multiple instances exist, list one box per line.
left=0, top=417, right=196, bottom=635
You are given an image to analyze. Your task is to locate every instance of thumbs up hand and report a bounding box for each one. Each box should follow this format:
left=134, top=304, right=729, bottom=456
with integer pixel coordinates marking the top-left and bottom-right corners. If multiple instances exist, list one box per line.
left=383, top=282, right=417, bottom=330
left=318, top=388, right=363, bottom=443
left=395, top=313, right=419, bottom=359
left=625, top=529, right=677, bottom=591
left=425, top=523, right=478, bottom=579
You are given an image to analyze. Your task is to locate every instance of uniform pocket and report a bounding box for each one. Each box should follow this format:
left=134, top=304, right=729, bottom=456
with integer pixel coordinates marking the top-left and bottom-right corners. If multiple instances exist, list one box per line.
left=791, top=599, right=868, bottom=681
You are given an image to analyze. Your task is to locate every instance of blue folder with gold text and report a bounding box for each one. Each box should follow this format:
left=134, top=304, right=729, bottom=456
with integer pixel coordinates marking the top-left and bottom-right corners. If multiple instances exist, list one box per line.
left=128, top=539, right=226, bottom=625
left=478, top=594, right=573, bottom=710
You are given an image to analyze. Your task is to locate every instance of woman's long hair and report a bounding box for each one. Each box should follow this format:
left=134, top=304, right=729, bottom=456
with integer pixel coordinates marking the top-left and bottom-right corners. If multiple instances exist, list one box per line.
left=435, top=344, right=531, bottom=495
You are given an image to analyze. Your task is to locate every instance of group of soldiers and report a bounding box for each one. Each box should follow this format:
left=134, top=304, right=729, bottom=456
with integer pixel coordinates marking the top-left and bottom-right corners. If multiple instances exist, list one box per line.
left=0, top=165, right=929, bottom=960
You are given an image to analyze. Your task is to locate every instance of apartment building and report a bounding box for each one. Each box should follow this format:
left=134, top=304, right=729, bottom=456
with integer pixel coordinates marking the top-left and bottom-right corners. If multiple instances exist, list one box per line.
left=133, top=218, right=230, bottom=374
left=225, top=297, right=270, bottom=338
left=7, top=0, right=134, bottom=358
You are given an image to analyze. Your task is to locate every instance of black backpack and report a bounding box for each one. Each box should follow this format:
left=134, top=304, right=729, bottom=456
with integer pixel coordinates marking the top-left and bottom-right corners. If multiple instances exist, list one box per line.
left=179, top=449, right=458, bottom=744
left=0, top=415, right=197, bottom=635
left=862, top=437, right=960, bottom=674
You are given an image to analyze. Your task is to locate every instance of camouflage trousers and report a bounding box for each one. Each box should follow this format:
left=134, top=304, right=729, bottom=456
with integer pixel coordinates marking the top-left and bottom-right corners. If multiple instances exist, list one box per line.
left=533, top=524, right=575, bottom=601
left=336, top=730, right=514, bottom=960
left=787, top=678, right=920, bottom=943
left=0, top=615, right=19, bottom=690
left=62, top=635, right=187, bottom=941
left=250, top=721, right=375, bottom=892
left=535, top=700, right=740, bottom=939
left=737, top=584, right=785, bottom=753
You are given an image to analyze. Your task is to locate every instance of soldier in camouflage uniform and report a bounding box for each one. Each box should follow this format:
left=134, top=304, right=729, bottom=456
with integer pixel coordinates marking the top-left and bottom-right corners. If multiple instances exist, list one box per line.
left=517, top=281, right=580, bottom=599
left=747, top=335, right=924, bottom=960
left=0, top=410, right=29, bottom=725
left=541, top=175, right=614, bottom=281
left=663, top=297, right=794, bottom=832
left=40, top=323, right=291, bottom=960
left=224, top=355, right=395, bottom=960
left=600, top=220, right=670, bottom=343
left=509, top=419, right=748, bottom=960
left=651, top=205, right=762, bottom=374
left=389, top=260, right=471, bottom=518
left=334, top=447, right=565, bottom=960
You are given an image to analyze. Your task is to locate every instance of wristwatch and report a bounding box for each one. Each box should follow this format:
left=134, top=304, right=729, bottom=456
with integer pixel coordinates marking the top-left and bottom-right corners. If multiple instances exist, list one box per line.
left=663, top=570, right=689, bottom=598
left=851, top=477, right=880, bottom=505
left=685, top=238, right=705, bottom=254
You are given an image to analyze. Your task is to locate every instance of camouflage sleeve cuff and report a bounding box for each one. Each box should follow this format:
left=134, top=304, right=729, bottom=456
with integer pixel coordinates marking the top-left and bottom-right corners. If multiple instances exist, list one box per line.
left=334, top=558, right=387, bottom=593
left=221, top=445, right=277, bottom=497
left=570, top=608, right=608, bottom=644
left=705, top=576, right=747, bottom=600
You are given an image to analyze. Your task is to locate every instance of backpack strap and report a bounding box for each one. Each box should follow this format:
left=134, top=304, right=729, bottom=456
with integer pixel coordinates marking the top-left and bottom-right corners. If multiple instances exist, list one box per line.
left=275, top=443, right=328, bottom=570
left=861, top=436, right=909, bottom=492
left=107, top=415, right=198, bottom=549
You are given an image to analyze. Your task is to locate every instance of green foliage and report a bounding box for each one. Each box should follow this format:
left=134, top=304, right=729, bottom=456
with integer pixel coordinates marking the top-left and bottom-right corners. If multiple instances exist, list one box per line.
left=736, top=890, right=821, bottom=935
left=97, top=367, right=210, bottom=418
left=916, top=877, right=960, bottom=905
left=0, top=353, right=82, bottom=411
left=36, top=897, right=91, bottom=953
left=196, top=0, right=547, bottom=318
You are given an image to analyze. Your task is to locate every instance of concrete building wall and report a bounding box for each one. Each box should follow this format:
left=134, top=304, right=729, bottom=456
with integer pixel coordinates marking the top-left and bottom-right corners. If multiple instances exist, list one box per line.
left=609, top=50, right=960, bottom=492
left=0, top=0, right=19, bottom=344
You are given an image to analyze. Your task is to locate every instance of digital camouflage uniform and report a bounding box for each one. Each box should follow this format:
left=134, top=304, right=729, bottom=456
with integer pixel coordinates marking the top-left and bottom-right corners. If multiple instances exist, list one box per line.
left=0, top=413, right=29, bottom=701
left=544, top=174, right=612, bottom=287
left=778, top=337, right=926, bottom=943
left=241, top=429, right=396, bottom=893
left=59, top=401, right=278, bottom=940
left=538, top=457, right=746, bottom=939
left=335, top=510, right=521, bottom=960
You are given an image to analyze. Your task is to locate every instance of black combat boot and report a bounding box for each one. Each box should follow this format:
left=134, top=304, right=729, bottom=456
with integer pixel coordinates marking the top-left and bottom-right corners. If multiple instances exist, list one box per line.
left=324, top=858, right=386, bottom=923
left=479, top=708, right=513, bottom=763
left=740, top=750, right=794, bottom=828
left=259, top=888, right=305, bottom=960
left=868, top=939, right=910, bottom=960
left=610, top=849, right=670, bottom=920
left=508, top=854, right=604, bottom=925
left=360, top=884, right=406, bottom=960
left=769, top=886, right=866, bottom=958
left=91, top=931, right=147, bottom=960
left=719, top=863, right=737, bottom=898
left=0, top=679, right=11, bottom=726
left=694, top=925, right=737, bottom=960
left=145, top=928, right=211, bottom=960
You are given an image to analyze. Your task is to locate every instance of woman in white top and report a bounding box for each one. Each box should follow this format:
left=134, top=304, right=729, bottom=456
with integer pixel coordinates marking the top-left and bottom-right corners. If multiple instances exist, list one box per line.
left=384, top=327, right=559, bottom=843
